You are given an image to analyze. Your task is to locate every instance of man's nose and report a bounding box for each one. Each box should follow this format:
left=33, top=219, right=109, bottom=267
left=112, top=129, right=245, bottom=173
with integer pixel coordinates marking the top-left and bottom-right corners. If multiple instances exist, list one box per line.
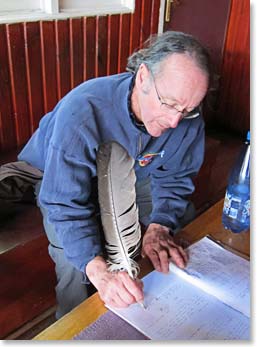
left=168, top=114, right=181, bottom=128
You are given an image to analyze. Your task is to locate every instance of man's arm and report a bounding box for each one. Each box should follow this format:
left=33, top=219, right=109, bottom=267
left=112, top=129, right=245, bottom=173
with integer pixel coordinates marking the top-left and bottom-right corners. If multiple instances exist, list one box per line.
left=39, top=141, right=103, bottom=273
left=150, top=120, right=205, bottom=231
left=143, top=120, right=205, bottom=272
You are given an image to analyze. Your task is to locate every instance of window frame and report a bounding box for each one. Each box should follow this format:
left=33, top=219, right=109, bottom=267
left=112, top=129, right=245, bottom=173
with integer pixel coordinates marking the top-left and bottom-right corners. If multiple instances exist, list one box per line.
left=0, top=0, right=135, bottom=24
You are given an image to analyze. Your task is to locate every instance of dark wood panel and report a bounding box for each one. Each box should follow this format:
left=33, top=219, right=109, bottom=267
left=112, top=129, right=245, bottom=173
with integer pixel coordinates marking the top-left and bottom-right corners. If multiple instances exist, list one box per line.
left=0, top=25, right=16, bottom=152
left=85, top=17, right=97, bottom=80
left=216, top=0, right=250, bottom=135
left=150, top=0, right=161, bottom=35
left=140, top=0, right=153, bottom=44
left=97, top=16, right=108, bottom=77
left=130, top=0, right=142, bottom=54
left=55, top=20, right=71, bottom=99
left=119, top=13, right=131, bottom=72
left=131, top=0, right=160, bottom=55
left=40, top=21, right=58, bottom=113
left=108, top=15, right=120, bottom=75
left=69, top=18, right=84, bottom=88
left=24, top=22, right=44, bottom=132
left=6, top=23, right=30, bottom=147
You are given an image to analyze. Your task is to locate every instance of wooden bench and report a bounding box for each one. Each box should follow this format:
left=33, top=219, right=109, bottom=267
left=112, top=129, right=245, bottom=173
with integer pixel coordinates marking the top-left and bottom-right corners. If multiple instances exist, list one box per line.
left=0, top=150, right=56, bottom=339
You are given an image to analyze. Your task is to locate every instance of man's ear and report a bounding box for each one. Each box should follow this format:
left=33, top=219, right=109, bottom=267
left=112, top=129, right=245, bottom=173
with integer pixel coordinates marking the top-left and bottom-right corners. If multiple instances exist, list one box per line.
left=136, top=63, right=152, bottom=94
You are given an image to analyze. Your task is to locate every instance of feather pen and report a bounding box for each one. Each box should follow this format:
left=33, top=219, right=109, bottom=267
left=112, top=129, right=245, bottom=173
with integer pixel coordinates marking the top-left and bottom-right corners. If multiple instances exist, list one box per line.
left=96, top=141, right=144, bottom=300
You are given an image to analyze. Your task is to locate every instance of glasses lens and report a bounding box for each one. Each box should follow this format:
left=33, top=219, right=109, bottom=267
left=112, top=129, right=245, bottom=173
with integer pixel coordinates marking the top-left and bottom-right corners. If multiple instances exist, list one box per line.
left=183, top=107, right=200, bottom=119
left=161, top=103, right=180, bottom=115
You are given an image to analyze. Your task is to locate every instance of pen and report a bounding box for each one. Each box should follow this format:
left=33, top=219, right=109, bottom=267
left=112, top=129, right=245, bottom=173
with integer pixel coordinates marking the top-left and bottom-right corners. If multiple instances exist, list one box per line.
left=138, top=300, right=146, bottom=309
left=135, top=278, right=146, bottom=309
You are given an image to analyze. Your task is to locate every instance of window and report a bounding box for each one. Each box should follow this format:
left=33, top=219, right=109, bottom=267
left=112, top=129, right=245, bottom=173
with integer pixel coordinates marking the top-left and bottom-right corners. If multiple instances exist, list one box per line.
left=0, top=0, right=135, bottom=23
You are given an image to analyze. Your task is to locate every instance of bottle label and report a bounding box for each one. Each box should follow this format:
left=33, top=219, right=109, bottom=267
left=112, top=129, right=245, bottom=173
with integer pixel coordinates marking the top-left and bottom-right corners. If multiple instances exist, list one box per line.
left=242, top=199, right=250, bottom=221
left=223, top=191, right=250, bottom=221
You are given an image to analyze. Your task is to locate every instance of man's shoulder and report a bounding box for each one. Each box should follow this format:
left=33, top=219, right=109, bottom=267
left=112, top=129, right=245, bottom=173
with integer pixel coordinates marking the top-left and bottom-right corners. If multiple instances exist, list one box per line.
left=71, top=72, right=132, bottom=95
left=57, top=72, right=132, bottom=113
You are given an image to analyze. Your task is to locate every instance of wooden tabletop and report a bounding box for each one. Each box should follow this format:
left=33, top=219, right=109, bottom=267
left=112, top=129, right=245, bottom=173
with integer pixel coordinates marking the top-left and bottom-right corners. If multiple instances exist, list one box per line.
left=34, top=199, right=250, bottom=340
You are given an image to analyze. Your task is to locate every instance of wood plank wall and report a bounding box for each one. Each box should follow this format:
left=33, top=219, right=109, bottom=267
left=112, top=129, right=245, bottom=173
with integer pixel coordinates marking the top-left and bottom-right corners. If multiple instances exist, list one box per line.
left=216, top=0, right=250, bottom=136
left=0, top=0, right=160, bottom=153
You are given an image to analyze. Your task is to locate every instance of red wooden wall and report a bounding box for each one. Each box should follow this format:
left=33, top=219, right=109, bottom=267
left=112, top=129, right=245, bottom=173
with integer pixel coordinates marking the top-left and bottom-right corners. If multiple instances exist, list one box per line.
left=0, top=0, right=160, bottom=153
left=216, top=0, right=250, bottom=135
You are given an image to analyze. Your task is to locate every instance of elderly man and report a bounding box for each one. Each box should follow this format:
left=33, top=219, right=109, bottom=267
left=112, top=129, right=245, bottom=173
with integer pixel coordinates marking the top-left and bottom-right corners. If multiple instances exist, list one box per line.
left=18, top=31, right=210, bottom=318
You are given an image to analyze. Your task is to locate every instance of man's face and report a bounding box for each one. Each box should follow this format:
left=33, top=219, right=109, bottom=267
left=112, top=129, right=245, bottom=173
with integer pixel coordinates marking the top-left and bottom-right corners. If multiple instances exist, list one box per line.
left=134, top=53, right=209, bottom=137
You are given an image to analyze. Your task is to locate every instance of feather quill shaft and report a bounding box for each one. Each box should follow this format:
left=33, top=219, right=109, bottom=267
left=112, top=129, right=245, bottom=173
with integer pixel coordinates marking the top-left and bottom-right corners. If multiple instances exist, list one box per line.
left=96, top=141, right=141, bottom=278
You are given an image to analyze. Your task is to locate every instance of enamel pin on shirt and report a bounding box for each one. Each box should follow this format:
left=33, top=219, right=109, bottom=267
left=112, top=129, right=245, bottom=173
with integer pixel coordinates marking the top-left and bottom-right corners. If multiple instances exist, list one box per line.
left=137, top=150, right=165, bottom=167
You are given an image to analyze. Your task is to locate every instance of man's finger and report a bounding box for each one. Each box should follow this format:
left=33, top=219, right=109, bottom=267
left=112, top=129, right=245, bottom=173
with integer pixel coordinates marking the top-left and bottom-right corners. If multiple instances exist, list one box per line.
left=147, top=250, right=162, bottom=272
left=119, top=272, right=144, bottom=303
left=104, top=280, right=135, bottom=307
left=107, top=294, right=129, bottom=308
left=158, top=249, right=170, bottom=273
left=165, top=239, right=189, bottom=264
left=178, top=245, right=189, bottom=263
left=168, top=246, right=186, bottom=268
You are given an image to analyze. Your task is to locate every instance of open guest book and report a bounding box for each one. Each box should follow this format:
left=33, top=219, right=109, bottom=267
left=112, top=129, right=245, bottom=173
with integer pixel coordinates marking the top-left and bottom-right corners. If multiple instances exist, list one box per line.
left=107, top=237, right=250, bottom=340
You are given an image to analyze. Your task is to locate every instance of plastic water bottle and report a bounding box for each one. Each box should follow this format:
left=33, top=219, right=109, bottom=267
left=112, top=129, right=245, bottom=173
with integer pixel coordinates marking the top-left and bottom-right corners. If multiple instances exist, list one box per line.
left=222, top=131, right=250, bottom=233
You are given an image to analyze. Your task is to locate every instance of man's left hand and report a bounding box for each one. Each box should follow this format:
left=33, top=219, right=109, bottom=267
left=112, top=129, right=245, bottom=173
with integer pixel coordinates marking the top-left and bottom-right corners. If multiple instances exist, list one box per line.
left=141, top=223, right=188, bottom=273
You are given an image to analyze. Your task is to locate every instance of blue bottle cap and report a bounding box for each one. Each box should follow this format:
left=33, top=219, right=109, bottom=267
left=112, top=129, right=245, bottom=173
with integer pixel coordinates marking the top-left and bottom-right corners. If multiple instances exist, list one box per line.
left=246, top=130, right=250, bottom=142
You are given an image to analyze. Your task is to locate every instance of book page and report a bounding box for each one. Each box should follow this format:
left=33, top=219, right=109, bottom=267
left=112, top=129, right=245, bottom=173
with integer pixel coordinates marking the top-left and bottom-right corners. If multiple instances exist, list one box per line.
left=169, top=237, right=250, bottom=317
left=108, top=270, right=250, bottom=340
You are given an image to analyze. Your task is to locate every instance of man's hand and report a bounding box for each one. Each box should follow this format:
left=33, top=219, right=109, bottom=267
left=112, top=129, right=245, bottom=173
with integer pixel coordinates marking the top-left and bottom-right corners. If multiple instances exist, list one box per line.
left=142, top=223, right=188, bottom=273
left=85, top=256, right=144, bottom=308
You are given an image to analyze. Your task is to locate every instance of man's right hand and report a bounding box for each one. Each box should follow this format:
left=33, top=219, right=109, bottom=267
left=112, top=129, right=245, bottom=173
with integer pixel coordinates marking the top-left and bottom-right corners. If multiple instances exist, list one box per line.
left=85, top=256, right=144, bottom=308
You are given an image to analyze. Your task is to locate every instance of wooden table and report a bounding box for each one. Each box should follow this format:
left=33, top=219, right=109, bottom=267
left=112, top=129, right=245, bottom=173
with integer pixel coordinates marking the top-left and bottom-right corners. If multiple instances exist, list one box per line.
left=34, top=199, right=250, bottom=340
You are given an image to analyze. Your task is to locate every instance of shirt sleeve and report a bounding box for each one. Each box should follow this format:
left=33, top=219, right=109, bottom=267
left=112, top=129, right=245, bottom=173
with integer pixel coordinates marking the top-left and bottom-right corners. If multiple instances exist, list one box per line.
left=39, top=120, right=103, bottom=273
left=149, top=120, right=205, bottom=230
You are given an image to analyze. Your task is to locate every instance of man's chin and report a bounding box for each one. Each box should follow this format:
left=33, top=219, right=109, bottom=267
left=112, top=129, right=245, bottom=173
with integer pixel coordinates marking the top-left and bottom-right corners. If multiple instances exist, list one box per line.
left=149, top=128, right=166, bottom=137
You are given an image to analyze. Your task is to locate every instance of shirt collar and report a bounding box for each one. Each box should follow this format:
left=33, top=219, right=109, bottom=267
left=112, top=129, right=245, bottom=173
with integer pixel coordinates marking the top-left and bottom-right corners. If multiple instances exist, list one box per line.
left=127, top=75, right=148, bottom=134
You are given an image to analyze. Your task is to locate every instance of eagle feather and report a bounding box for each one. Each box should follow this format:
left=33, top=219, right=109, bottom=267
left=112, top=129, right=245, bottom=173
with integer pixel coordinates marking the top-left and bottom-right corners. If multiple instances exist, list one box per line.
left=96, top=141, right=141, bottom=278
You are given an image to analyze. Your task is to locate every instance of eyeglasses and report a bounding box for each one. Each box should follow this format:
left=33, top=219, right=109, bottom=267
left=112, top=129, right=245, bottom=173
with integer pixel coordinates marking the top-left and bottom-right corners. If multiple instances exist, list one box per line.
left=151, top=73, right=201, bottom=120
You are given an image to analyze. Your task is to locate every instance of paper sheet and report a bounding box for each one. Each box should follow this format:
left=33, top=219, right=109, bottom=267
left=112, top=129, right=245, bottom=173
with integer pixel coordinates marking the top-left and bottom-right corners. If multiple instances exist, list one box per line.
left=108, top=237, right=250, bottom=340
left=169, top=237, right=250, bottom=317
left=109, top=271, right=249, bottom=340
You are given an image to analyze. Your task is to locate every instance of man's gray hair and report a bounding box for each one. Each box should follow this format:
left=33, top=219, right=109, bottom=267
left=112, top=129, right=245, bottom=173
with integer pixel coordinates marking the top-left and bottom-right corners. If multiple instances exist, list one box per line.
left=126, top=31, right=211, bottom=79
